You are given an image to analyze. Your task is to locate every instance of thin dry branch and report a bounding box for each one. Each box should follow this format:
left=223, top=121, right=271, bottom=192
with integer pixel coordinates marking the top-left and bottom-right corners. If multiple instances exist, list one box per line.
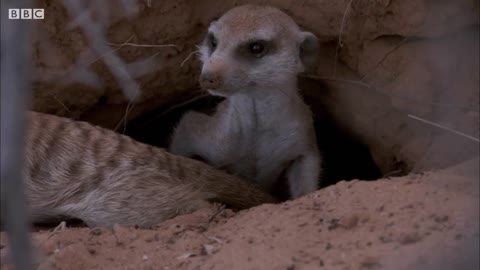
left=52, top=94, right=71, bottom=113
left=108, top=41, right=178, bottom=49
left=408, top=114, right=480, bottom=143
left=360, top=37, right=409, bottom=81
left=154, top=93, right=211, bottom=120
left=208, top=204, right=226, bottom=224
left=301, top=74, right=479, bottom=111
left=309, top=75, right=373, bottom=89
left=333, top=0, right=355, bottom=76
left=47, top=221, right=67, bottom=240
left=89, top=35, right=134, bottom=65
left=114, top=88, right=141, bottom=133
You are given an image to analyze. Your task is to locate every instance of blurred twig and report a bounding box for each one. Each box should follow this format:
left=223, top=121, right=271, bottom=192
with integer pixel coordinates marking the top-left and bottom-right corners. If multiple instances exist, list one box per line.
left=63, top=0, right=140, bottom=100
left=0, top=1, right=34, bottom=270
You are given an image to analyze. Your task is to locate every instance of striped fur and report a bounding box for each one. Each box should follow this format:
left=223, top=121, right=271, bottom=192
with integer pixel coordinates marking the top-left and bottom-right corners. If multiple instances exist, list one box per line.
left=23, top=111, right=275, bottom=228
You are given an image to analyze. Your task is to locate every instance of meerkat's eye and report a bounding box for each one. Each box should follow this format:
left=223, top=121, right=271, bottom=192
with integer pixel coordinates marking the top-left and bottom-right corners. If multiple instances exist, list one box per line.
left=207, top=33, right=217, bottom=51
left=248, top=41, right=268, bottom=57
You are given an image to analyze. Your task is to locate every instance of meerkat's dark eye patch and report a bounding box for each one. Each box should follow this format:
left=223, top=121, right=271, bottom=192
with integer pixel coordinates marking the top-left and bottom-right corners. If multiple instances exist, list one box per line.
left=206, top=33, right=217, bottom=52
left=247, top=41, right=269, bottom=57
left=238, top=40, right=271, bottom=59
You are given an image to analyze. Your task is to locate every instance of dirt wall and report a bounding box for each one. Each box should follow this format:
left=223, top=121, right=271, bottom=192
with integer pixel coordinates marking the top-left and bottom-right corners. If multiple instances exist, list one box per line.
left=30, top=0, right=479, bottom=173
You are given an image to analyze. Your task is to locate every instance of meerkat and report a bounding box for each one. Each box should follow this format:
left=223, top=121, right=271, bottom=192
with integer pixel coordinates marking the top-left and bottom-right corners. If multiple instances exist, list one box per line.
left=169, top=5, right=321, bottom=198
left=22, top=111, right=275, bottom=228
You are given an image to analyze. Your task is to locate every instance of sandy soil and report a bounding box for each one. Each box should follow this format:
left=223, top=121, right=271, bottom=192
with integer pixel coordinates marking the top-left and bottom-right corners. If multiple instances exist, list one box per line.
left=2, top=158, right=478, bottom=270
left=2, top=1, right=478, bottom=269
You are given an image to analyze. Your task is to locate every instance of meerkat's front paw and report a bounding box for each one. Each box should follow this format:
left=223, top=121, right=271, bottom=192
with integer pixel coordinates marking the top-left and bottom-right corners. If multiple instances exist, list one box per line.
left=287, top=153, right=321, bottom=198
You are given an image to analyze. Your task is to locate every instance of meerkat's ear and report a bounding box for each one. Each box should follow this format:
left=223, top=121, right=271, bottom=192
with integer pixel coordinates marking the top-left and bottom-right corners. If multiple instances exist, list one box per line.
left=299, top=32, right=319, bottom=72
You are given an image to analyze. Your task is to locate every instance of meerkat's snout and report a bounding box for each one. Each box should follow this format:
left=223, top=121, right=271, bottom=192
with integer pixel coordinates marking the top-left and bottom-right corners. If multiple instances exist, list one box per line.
left=199, top=71, right=222, bottom=89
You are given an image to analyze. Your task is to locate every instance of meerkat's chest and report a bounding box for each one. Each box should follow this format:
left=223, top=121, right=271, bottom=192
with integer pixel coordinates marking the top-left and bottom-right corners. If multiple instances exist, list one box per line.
left=221, top=116, right=304, bottom=184
left=220, top=105, right=305, bottom=161
left=212, top=98, right=313, bottom=184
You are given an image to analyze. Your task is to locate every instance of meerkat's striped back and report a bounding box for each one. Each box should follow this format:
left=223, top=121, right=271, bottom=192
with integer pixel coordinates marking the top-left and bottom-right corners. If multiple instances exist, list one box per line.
left=24, top=111, right=275, bottom=228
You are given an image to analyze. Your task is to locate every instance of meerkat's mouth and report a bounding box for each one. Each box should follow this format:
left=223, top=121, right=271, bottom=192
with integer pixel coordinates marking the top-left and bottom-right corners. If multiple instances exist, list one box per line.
left=207, top=88, right=231, bottom=97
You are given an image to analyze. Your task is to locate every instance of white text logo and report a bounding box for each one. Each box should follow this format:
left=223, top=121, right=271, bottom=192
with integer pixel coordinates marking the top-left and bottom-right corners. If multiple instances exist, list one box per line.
left=8, top=9, right=44, bottom=19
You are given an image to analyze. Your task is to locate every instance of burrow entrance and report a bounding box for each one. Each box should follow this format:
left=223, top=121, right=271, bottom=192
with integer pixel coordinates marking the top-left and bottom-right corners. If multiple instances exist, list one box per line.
left=124, top=78, right=394, bottom=200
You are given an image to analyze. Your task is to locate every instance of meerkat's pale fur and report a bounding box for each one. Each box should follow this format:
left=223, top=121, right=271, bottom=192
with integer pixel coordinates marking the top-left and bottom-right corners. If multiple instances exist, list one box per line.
left=169, top=5, right=321, bottom=198
left=22, top=111, right=275, bottom=228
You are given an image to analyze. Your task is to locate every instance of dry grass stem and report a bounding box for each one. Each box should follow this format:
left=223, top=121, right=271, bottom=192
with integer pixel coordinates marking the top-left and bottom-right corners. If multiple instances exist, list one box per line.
left=302, top=74, right=479, bottom=111
left=333, top=0, right=355, bottom=77
left=408, top=114, right=479, bottom=143
left=181, top=50, right=200, bottom=67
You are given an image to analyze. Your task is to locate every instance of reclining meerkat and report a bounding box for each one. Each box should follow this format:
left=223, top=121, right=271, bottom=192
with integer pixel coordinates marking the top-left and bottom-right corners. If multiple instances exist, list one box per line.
left=22, top=111, right=275, bottom=228
left=169, top=5, right=321, bottom=198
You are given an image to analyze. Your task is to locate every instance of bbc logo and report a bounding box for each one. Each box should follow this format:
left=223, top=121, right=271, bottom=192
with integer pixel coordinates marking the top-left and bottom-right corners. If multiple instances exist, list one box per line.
left=8, top=9, right=44, bottom=19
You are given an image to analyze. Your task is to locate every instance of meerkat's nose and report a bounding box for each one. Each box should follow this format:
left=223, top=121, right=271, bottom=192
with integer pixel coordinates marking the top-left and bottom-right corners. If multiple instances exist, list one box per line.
left=199, top=72, right=223, bottom=90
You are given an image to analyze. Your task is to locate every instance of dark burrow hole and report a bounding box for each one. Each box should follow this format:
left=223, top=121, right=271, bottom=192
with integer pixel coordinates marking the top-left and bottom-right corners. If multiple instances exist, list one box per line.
left=124, top=81, right=382, bottom=201
left=30, top=218, right=87, bottom=230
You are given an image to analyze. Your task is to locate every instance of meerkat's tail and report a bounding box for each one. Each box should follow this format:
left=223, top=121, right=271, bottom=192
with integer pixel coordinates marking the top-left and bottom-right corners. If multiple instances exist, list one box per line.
left=180, top=161, right=278, bottom=208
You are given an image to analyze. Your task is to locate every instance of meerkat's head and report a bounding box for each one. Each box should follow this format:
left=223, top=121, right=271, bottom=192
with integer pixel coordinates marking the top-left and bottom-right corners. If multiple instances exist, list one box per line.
left=198, top=5, right=319, bottom=97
